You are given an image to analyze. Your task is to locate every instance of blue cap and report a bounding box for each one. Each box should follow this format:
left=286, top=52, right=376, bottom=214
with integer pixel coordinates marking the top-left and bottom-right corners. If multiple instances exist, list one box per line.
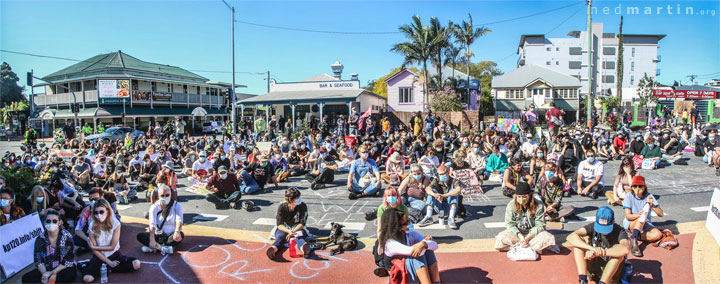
left=594, top=206, right=615, bottom=235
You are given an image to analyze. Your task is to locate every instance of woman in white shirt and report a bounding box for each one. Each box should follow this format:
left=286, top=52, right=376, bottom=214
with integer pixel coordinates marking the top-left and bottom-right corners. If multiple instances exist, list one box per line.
left=137, top=184, right=184, bottom=255
left=418, top=149, right=439, bottom=177
left=80, top=199, right=140, bottom=283
left=378, top=208, right=440, bottom=284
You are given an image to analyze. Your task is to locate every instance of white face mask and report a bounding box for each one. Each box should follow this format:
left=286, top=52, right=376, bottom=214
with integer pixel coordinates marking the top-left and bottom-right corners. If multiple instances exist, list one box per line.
left=160, top=196, right=171, bottom=204
left=220, top=173, right=228, bottom=180
left=96, top=212, right=107, bottom=223
left=45, top=223, right=59, bottom=232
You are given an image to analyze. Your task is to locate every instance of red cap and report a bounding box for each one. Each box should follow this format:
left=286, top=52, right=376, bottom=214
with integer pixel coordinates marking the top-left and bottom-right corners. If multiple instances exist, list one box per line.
left=631, top=176, right=646, bottom=187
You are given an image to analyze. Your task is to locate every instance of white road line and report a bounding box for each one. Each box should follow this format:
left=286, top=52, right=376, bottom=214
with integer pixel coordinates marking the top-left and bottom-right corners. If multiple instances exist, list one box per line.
left=324, top=222, right=366, bottom=231
left=116, top=205, right=132, bottom=211
left=252, top=218, right=277, bottom=226
left=690, top=206, right=709, bottom=212
left=192, top=214, right=229, bottom=222
left=414, top=223, right=447, bottom=230
left=651, top=211, right=666, bottom=217
left=483, top=222, right=506, bottom=228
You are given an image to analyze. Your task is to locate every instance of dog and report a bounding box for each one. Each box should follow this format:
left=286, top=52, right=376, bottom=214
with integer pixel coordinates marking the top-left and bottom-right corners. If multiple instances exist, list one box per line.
left=320, top=222, right=358, bottom=255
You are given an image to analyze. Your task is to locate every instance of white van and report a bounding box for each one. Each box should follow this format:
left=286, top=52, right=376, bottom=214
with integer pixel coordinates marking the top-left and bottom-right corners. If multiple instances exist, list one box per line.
left=202, top=121, right=223, bottom=134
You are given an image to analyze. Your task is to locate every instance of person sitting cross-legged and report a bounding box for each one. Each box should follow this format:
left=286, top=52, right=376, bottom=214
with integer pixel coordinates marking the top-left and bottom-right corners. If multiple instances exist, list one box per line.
left=418, top=165, right=462, bottom=229
left=205, top=166, right=242, bottom=209
left=239, top=155, right=278, bottom=194
left=494, top=182, right=556, bottom=255
left=347, top=144, right=382, bottom=199
left=623, top=176, right=664, bottom=257
left=567, top=206, right=630, bottom=284
left=21, top=209, right=77, bottom=284
left=266, top=187, right=311, bottom=260
left=306, top=147, right=338, bottom=190
left=137, top=184, right=184, bottom=255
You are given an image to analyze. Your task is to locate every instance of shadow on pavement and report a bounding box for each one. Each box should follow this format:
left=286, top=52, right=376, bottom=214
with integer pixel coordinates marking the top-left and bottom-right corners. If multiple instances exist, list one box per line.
left=629, top=259, right=664, bottom=283
left=439, top=266, right=492, bottom=283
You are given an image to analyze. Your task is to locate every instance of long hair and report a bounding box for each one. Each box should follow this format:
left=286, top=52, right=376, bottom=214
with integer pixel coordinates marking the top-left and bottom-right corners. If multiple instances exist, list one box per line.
left=381, top=186, right=400, bottom=207
left=513, top=194, right=537, bottom=215
left=90, top=199, right=115, bottom=236
left=30, top=185, right=47, bottom=213
left=617, top=156, right=637, bottom=177
left=377, top=208, right=405, bottom=255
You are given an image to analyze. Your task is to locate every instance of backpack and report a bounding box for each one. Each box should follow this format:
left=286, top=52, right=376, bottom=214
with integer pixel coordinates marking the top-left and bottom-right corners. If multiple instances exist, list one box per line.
left=652, top=229, right=679, bottom=250
left=550, top=116, right=564, bottom=126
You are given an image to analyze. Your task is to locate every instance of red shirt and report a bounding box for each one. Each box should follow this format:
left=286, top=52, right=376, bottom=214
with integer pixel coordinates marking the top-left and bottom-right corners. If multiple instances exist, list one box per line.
left=613, top=137, right=628, bottom=152
left=545, top=108, right=562, bottom=127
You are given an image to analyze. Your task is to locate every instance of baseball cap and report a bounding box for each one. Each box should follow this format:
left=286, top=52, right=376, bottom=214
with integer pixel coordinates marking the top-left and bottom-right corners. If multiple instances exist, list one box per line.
left=594, top=206, right=615, bottom=235
left=631, top=176, right=646, bottom=187
left=217, top=166, right=227, bottom=173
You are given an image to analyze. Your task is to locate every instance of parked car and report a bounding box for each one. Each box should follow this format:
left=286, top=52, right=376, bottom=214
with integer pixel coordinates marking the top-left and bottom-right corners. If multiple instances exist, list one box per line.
left=202, top=121, right=223, bottom=134
left=85, top=127, right=143, bottom=143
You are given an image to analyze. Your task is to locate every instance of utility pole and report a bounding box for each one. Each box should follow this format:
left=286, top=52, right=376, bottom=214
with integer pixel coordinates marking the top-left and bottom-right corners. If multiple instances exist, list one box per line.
left=686, top=75, right=697, bottom=85
left=222, top=0, right=236, bottom=135
left=586, top=0, right=593, bottom=125
left=267, top=71, right=270, bottom=93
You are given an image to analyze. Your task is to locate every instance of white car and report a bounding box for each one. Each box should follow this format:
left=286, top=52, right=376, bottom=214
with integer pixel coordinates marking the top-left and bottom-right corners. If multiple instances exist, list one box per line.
left=202, top=121, right=223, bottom=134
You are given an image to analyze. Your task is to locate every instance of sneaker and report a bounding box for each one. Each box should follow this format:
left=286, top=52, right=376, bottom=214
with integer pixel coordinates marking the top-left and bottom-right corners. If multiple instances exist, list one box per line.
left=630, top=239, right=643, bottom=257
left=417, top=218, right=433, bottom=227
left=447, top=219, right=457, bottom=230
left=548, top=244, right=561, bottom=254
left=117, top=195, right=128, bottom=204
left=302, top=243, right=312, bottom=258
left=141, top=246, right=154, bottom=253
left=310, top=181, right=317, bottom=190
left=266, top=246, right=277, bottom=260
left=374, top=190, right=382, bottom=197
left=129, top=196, right=138, bottom=202
left=229, top=202, right=238, bottom=209
left=579, top=279, right=588, bottom=284
left=160, top=246, right=174, bottom=255
left=590, top=192, right=598, bottom=200
left=348, top=193, right=359, bottom=200
left=373, top=267, right=389, bottom=277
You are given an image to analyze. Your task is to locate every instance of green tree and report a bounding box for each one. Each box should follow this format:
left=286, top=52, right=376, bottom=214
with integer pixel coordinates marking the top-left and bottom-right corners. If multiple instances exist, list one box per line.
left=443, top=45, right=462, bottom=89
left=429, top=89, right=463, bottom=112
left=429, top=17, right=452, bottom=90
left=468, top=61, right=503, bottom=115
left=392, top=15, right=448, bottom=111
left=0, top=62, right=26, bottom=107
left=637, top=73, right=659, bottom=106
left=452, top=14, right=491, bottom=103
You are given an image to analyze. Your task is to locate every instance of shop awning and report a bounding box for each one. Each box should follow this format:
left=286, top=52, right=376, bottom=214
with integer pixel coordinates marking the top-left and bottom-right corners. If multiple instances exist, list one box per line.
left=100, top=106, right=227, bottom=117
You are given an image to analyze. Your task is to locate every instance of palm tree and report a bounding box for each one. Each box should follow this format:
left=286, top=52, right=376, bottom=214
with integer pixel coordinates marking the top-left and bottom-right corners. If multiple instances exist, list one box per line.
left=392, top=15, right=448, bottom=111
left=452, top=14, right=491, bottom=99
left=429, top=17, right=451, bottom=90
left=444, top=45, right=462, bottom=88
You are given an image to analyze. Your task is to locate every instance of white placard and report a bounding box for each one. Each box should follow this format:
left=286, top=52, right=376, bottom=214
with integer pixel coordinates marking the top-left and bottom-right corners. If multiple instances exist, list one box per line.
left=0, top=213, right=44, bottom=277
left=706, top=189, right=720, bottom=247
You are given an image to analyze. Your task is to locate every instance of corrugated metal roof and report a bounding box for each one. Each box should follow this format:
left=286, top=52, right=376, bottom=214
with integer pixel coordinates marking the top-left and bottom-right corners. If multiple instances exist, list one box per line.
left=492, top=64, right=581, bottom=88
left=301, top=73, right=340, bottom=82
left=238, top=89, right=366, bottom=104
left=42, top=51, right=208, bottom=82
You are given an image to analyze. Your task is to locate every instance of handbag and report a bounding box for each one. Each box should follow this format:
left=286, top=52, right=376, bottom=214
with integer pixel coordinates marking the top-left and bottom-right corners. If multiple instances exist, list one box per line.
left=652, top=229, right=679, bottom=250
left=641, top=159, right=656, bottom=170
left=507, top=244, right=538, bottom=261
left=632, top=155, right=644, bottom=169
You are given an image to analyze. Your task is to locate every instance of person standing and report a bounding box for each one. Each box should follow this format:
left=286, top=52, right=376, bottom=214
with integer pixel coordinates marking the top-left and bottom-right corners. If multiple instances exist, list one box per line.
left=524, top=104, right=538, bottom=136
left=25, top=126, right=38, bottom=148
left=254, top=115, right=267, bottom=141
left=62, top=120, right=76, bottom=141
left=690, top=102, right=702, bottom=126
left=545, top=102, right=562, bottom=136
left=348, top=108, right=360, bottom=136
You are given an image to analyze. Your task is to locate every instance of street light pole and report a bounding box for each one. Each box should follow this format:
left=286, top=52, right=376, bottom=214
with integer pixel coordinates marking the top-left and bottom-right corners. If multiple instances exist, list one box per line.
left=586, top=0, right=593, bottom=126
left=222, top=0, right=237, bottom=135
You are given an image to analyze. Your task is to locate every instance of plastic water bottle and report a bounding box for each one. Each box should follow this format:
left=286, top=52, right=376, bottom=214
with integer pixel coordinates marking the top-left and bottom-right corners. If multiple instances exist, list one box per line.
left=100, top=263, right=108, bottom=283
left=288, top=237, right=298, bottom=258
left=621, top=262, right=633, bottom=284
left=638, top=203, right=651, bottom=224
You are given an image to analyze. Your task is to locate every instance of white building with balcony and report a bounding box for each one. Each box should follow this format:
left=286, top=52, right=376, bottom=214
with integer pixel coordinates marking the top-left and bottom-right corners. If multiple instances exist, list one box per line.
left=517, top=23, right=664, bottom=101
left=31, top=51, right=246, bottom=136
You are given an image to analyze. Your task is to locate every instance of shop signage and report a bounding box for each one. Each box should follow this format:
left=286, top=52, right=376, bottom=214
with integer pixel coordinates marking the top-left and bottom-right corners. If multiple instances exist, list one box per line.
left=654, top=89, right=717, bottom=99
left=99, top=80, right=131, bottom=98
left=271, top=80, right=360, bottom=92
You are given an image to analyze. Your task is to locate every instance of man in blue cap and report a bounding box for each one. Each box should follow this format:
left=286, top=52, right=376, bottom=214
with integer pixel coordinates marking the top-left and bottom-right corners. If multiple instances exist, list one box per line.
left=567, top=206, right=630, bottom=284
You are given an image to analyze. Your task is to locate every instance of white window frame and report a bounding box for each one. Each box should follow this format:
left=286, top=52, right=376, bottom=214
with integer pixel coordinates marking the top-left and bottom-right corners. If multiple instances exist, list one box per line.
left=399, top=87, right=413, bottom=104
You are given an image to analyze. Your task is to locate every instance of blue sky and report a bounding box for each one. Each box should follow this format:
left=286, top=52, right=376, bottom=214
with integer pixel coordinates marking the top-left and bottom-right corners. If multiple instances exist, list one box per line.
left=1, top=0, right=718, bottom=95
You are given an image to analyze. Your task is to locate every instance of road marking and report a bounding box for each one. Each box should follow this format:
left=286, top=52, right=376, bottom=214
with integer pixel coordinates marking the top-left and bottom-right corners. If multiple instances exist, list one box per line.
left=567, top=216, right=595, bottom=223
left=192, top=214, right=229, bottom=222
left=483, top=222, right=506, bottom=228
left=252, top=218, right=277, bottom=226
left=690, top=206, right=709, bottom=212
left=323, top=222, right=366, bottom=231
left=414, top=223, right=447, bottom=230
left=116, top=204, right=132, bottom=211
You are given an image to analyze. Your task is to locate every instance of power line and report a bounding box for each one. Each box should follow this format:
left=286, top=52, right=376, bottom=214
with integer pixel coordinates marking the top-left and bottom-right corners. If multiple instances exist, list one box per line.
left=475, top=1, right=584, bottom=27
left=0, top=49, right=81, bottom=62
left=544, top=7, right=583, bottom=36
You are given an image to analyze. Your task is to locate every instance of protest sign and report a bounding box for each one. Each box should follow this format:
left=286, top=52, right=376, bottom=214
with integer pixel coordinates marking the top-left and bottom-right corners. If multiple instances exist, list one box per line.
left=497, top=118, right=520, bottom=133
left=706, top=189, right=720, bottom=246
left=185, top=183, right=214, bottom=196
left=51, top=149, right=75, bottom=163
left=256, top=142, right=272, bottom=155
left=0, top=213, right=43, bottom=277
left=345, top=136, right=357, bottom=147
left=454, top=169, right=484, bottom=195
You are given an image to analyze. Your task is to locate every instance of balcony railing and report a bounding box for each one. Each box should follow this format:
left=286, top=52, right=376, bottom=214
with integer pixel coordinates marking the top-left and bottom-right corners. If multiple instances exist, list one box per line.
left=34, top=89, right=222, bottom=108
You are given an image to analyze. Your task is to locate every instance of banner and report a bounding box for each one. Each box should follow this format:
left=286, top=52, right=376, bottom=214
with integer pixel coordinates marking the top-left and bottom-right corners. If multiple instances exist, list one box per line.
left=98, top=80, right=131, bottom=98
left=0, top=213, right=44, bottom=277
left=654, top=89, right=717, bottom=100
left=496, top=118, right=520, bottom=133
left=51, top=149, right=76, bottom=163
left=706, top=189, right=720, bottom=247
left=454, top=169, right=484, bottom=195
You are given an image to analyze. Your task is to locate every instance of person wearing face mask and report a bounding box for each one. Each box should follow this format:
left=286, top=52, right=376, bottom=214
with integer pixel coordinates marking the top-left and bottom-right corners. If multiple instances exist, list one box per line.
left=212, top=147, right=231, bottom=173
left=72, top=154, right=92, bottom=189
left=138, top=184, right=184, bottom=255
left=22, top=209, right=77, bottom=284
left=153, top=149, right=173, bottom=169
left=137, top=154, right=160, bottom=193
left=378, top=208, right=440, bottom=283
left=74, top=189, right=110, bottom=254
left=412, top=136, right=428, bottom=163
left=105, top=166, right=136, bottom=204
left=347, top=145, right=382, bottom=199
left=467, top=141, right=488, bottom=177
left=398, top=164, right=431, bottom=221
left=576, top=149, right=605, bottom=199
left=240, top=155, right=278, bottom=194
left=205, top=166, right=241, bottom=209
left=702, top=132, right=719, bottom=167
left=622, top=176, right=664, bottom=257
left=638, top=137, right=662, bottom=169
left=521, top=133, right=538, bottom=161
left=92, top=156, right=109, bottom=187
left=183, top=151, right=198, bottom=176
left=611, top=133, right=628, bottom=159
left=267, top=187, right=310, bottom=260
left=524, top=104, right=538, bottom=136
left=189, top=151, right=213, bottom=184
left=382, top=152, right=407, bottom=186
left=422, top=166, right=462, bottom=229
left=537, top=173, right=575, bottom=222
left=495, top=182, right=556, bottom=254
left=80, top=199, right=141, bottom=282
left=0, top=188, right=25, bottom=225
left=629, top=132, right=645, bottom=156
left=306, top=148, right=338, bottom=190
left=25, top=185, right=50, bottom=220
left=502, top=159, right=533, bottom=197
left=607, top=156, right=636, bottom=206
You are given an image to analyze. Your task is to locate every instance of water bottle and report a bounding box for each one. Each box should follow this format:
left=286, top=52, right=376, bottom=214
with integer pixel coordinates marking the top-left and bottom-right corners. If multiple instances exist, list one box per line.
left=621, top=261, right=633, bottom=284
left=288, top=237, right=298, bottom=258
left=100, top=263, right=108, bottom=283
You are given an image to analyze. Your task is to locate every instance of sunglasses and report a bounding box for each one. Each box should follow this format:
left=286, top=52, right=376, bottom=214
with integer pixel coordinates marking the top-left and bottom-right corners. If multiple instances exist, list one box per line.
left=160, top=194, right=171, bottom=198
left=93, top=210, right=106, bottom=216
left=46, top=219, right=59, bottom=224
left=631, top=185, right=645, bottom=189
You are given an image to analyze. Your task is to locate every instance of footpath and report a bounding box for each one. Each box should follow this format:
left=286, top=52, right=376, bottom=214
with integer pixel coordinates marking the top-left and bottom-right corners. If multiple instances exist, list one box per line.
left=13, top=216, right=710, bottom=283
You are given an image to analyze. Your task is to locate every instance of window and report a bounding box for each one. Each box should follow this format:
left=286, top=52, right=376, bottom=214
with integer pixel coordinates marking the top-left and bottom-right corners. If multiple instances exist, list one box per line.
left=556, top=47, right=560, bottom=51
left=547, top=47, right=551, bottom=51
left=630, top=75, right=635, bottom=85
left=183, top=84, right=188, bottom=94
left=167, top=84, right=171, bottom=93
left=569, top=47, right=582, bottom=55
left=603, top=61, right=616, bottom=70
left=196, top=86, right=200, bottom=94
left=569, top=61, right=582, bottom=69
left=546, top=61, right=551, bottom=65
left=556, top=61, right=559, bottom=65
left=505, top=89, right=524, bottom=100
left=603, top=47, right=616, bottom=55
left=399, top=87, right=413, bottom=103
left=631, top=62, right=635, bottom=71
left=602, top=75, right=615, bottom=83
left=632, top=48, right=635, bottom=57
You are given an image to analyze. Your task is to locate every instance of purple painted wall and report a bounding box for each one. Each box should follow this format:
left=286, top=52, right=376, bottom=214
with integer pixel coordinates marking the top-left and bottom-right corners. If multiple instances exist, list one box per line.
left=386, top=70, right=425, bottom=112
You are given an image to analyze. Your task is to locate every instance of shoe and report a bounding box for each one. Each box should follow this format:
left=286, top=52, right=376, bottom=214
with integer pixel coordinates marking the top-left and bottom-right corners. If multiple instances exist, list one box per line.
left=548, top=244, right=561, bottom=254
left=447, top=219, right=457, bottom=229
left=374, top=190, right=382, bottom=197
left=266, top=246, right=277, bottom=260
left=117, top=195, right=128, bottom=204
left=630, top=239, right=643, bottom=257
left=130, top=196, right=138, bottom=202
left=579, top=279, right=588, bottom=284
left=229, top=202, right=238, bottom=209
left=373, top=267, right=389, bottom=277
left=302, top=243, right=312, bottom=258
left=141, top=246, right=154, bottom=253
left=144, top=211, right=149, bottom=219
left=310, top=181, right=317, bottom=190
left=417, top=218, right=433, bottom=227
left=560, top=217, right=565, bottom=223
left=160, top=246, right=174, bottom=255
left=348, top=193, right=359, bottom=200
left=590, top=192, right=598, bottom=200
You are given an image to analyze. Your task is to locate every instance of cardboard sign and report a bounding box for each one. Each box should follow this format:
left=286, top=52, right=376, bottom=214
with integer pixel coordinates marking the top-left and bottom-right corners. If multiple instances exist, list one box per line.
left=706, top=189, right=720, bottom=246
left=0, top=213, right=44, bottom=277
left=345, top=135, right=357, bottom=147
left=454, top=169, right=484, bottom=195
left=185, top=183, right=214, bottom=196
left=256, top=142, right=273, bottom=155
left=51, top=149, right=76, bottom=163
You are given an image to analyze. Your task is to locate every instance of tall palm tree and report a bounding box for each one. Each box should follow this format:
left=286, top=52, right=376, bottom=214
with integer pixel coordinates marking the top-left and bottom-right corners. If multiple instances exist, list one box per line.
left=429, top=17, right=451, bottom=90
left=444, top=45, right=462, bottom=88
left=452, top=14, right=491, bottom=99
left=392, top=15, right=447, bottom=111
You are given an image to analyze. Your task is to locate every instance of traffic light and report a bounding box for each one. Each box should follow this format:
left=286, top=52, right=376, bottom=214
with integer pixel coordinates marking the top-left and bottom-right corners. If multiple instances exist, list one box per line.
left=27, top=72, right=33, bottom=87
left=73, top=104, right=80, bottom=113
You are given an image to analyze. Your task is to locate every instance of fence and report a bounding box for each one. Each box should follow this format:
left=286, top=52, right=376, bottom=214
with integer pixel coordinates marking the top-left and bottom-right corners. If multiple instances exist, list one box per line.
left=380, top=111, right=480, bottom=132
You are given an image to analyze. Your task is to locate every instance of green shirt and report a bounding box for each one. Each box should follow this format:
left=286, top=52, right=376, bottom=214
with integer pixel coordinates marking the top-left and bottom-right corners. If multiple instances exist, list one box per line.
left=377, top=204, right=409, bottom=220
left=485, top=153, right=509, bottom=173
left=640, top=145, right=662, bottom=159
left=254, top=119, right=267, bottom=132
left=504, top=200, right=546, bottom=236
left=82, top=126, right=93, bottom=135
